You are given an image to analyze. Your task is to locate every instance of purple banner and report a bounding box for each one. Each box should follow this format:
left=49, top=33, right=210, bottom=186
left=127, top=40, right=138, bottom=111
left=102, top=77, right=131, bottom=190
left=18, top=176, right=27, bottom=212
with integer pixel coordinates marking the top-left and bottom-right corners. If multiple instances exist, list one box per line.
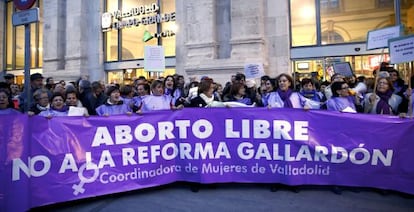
left=1, top=108, right=414, bottom=211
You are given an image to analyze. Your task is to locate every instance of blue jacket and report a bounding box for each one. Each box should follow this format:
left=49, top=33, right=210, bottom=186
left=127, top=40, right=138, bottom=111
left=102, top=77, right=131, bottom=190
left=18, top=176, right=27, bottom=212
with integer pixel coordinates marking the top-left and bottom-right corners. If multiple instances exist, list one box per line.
left=95, top=101, right=132, bottom=116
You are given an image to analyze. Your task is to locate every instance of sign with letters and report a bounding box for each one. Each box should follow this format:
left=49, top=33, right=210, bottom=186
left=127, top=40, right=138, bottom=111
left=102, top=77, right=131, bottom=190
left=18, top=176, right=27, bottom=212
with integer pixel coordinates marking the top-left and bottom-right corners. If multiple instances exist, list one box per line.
left=332, top=62, right=353, bottom=77
left=12, top=7, right=39, bottom=26
left=144, top=46, right=165, bottom=72
left=367, top=25, right=401, bottom=50
left=244, top=63, right=265, bottom=79
left=389, top=35, right=414, bottom=64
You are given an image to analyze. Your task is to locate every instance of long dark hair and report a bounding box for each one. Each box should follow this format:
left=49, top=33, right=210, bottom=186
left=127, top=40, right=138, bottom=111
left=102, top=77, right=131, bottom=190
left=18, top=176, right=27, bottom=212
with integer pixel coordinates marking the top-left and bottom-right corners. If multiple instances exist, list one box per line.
left=331, top=81, right=347, bottom=97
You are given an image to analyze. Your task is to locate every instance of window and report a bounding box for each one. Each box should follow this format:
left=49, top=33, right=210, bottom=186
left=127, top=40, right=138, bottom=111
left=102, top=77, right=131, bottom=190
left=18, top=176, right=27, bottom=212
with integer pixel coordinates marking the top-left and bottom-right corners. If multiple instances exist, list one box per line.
left=5, top=0, right=43, bottom=70
left=121, top=0, right=158, bottom=60
left=290, top=0, right=396, bottom=47
left=320, top=0, right=340, bottom=12
left=377, top=0, right=394, bottom=8
left=321, top=31, right=344, bottom=45
left=401, top=0, right=414, bottom=35
left=104, top=0, right=176, bottom=61
left=105, top=0, right=119, bottom=61
left=290, top=0, right=317, bottom=46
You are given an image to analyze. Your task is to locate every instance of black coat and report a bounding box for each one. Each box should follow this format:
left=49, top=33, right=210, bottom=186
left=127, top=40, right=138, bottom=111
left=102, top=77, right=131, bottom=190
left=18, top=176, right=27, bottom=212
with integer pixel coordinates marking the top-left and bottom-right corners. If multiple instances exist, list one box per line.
left=188, top=96, right=208, bottom=108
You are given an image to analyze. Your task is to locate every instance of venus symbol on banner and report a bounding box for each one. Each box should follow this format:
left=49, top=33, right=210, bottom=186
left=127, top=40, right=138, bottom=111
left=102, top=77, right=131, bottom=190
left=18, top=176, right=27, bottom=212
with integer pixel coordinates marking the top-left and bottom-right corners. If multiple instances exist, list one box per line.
left=72, top=162, right=100, bottom=196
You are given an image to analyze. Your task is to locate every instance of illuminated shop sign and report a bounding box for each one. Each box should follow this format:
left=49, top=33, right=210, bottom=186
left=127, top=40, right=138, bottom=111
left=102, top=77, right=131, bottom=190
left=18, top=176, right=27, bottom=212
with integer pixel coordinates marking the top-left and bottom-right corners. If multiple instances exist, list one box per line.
left=102, top=3, right=176, bottom=42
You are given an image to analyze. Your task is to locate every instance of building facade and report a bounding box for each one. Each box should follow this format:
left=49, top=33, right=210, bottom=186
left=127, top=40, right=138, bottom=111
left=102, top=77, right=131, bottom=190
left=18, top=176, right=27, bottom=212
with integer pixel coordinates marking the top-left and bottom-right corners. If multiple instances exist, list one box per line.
left=1, top=0, right=413, bottom=86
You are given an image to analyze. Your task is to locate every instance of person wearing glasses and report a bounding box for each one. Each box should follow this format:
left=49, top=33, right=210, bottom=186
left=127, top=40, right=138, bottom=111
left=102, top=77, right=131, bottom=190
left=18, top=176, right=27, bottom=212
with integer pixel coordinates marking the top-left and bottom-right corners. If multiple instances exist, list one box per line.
left=364, top=77, right=402, bottom=115
left=326, top=81, right=362, bottom=113
left=267, top=73, right=316, bottom=109
left=28, top=88, right=51, bottom=115
left=323, top=73, right=346, bottom=100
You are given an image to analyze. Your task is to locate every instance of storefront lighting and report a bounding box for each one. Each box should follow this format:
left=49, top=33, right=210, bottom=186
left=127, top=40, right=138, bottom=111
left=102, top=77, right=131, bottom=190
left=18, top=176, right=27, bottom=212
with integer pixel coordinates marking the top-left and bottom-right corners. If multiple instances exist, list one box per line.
left=300, top=6, right=315, bottom=20
left=169, top=23, right=178, bottom=33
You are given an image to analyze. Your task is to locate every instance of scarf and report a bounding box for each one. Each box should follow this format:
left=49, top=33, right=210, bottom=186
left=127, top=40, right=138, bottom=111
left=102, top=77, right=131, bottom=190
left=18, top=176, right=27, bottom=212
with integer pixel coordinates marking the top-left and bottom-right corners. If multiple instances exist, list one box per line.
left=277, top=89, right=293, bottom=108
left=300, top=90, right=320, bottom=102
left=36, top=104, right=50, bottom=111
left=106, top=98, right=123, bottom=106
left=51, top=105, right=68, bottom=112
left=165, top=88, right=173, bottom=96
left=375, top=90, right=393, bottom=114
left=199, top=93, right=214, bottom=105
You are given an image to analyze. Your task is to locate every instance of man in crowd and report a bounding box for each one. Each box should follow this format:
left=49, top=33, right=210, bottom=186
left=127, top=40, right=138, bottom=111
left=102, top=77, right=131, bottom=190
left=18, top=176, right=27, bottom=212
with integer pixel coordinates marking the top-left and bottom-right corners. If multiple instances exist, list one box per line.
left=4, top=73, right=15, bottom=87
left=19, top=73, right=44, bottom=112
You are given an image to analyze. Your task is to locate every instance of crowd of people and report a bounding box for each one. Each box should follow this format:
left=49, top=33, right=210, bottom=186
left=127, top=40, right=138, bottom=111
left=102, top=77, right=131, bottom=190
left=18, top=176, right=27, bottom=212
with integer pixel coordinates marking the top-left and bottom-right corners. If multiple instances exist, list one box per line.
left=0, top=67, right=413, bottom=117
left=0, top=69, right=413, bottom=195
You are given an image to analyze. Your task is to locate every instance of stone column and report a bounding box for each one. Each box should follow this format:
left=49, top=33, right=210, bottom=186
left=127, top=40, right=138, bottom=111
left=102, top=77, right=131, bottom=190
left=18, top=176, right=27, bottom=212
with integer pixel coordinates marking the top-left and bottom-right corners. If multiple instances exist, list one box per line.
left=230, top=0, right=266, bottom=61
left=63, top=0, right=86, bottom=80
left=63, top=0, right=103, bottom=82
left=183, top=0, right=217, bottom=64
left=175, top=0, right=185, bottom=77
left=42, top=0, right=66, bottom=78
left=265, top=0, right=290, bottom=77
left=84, top=0, right=104, bottom=82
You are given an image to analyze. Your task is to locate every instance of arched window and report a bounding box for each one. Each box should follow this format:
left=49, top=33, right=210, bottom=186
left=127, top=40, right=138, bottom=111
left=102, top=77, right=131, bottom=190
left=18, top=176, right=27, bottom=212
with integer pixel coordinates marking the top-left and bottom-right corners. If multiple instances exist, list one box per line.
left=321, top=31, right=344, bottom=45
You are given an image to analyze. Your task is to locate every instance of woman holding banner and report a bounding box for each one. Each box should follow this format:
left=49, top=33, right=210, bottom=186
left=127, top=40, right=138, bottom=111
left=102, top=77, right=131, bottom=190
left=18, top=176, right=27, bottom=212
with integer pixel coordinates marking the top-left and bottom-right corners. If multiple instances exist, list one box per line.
left=163, top=75, right=179, bottom=105
left=223, top=82, right=253, bottom=106
left=188, top=77, right=223, bottom=108
left=261, top=77, right=276, bottom=107
left=95, top=86, right=132, bottom=116
left=38, top=92, right=69, bottom=117
left=327, top=81, right=362, bottom=113
left=66, top=90, right=89, bottom=116
left=138, top=80, right=184, bottom=113
left=0, top=88, right=21, bottom=115
left=267, top=73, right=316, bottom=109
left=364, top=77, right=402, bottom=115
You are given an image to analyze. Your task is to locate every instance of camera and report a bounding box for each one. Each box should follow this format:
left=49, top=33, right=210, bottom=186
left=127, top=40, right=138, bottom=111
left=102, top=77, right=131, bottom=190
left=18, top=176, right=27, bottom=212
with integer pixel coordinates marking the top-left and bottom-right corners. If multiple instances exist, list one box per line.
left=354, top=47, right=361, bottom=52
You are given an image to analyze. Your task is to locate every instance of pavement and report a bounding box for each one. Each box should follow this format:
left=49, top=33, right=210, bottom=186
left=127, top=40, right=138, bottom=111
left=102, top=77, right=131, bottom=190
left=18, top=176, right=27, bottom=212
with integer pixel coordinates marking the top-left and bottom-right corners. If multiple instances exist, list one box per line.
left=31, top=183, right=414, bottom=212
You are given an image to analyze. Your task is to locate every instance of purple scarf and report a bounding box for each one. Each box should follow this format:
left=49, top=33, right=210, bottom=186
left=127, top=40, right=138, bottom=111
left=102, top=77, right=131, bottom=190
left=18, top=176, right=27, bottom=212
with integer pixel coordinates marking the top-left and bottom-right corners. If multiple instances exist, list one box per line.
left=376, top=90, right=393, bottom=114
left=165, top=88, right=173, bottom=96
left=277, top=89, right=293, bottom=108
